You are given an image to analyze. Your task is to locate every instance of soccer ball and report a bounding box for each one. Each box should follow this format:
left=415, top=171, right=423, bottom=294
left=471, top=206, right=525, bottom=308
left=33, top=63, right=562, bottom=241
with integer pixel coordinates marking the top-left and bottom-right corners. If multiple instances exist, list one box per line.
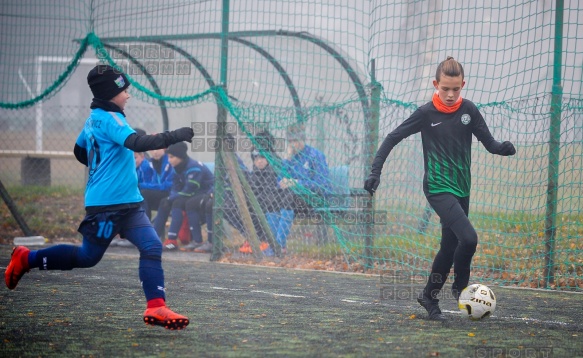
left=458, top=284, right=496, bottom=320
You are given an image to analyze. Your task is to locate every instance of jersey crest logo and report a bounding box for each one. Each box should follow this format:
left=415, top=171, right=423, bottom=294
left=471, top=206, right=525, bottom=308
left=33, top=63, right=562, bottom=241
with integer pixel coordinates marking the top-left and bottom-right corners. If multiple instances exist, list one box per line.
left=461, top=114, right=471, bottom=125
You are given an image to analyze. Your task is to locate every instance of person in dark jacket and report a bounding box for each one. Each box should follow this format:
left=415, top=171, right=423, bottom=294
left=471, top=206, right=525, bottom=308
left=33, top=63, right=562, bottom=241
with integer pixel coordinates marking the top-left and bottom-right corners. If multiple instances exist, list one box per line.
left=364, top=57, right=516, bottom=321
left=244, top=131, right=294, bottom=256
left=154, top=142, right=214, bottom=253
left=213, top=134, right=271, bottom=255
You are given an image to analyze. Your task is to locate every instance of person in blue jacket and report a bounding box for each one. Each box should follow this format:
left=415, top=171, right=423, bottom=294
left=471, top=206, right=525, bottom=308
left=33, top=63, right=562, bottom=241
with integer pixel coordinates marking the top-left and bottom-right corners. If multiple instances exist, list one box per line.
left=275, top=123, right=332, bottom=253
left=5, top=64, right=193, bottom=330
left=153, top=142, right=214, bottom=252
left=139, top=147, right=175, bottom=221
left=280, top=124, right=331, bottom=198
left=135, top=150, right=155, bottom=185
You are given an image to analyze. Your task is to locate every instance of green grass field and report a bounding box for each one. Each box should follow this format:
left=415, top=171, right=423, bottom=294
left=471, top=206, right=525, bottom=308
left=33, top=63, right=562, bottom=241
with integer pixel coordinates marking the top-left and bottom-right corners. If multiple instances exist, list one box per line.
left=1, top=244, right=582, bottom=357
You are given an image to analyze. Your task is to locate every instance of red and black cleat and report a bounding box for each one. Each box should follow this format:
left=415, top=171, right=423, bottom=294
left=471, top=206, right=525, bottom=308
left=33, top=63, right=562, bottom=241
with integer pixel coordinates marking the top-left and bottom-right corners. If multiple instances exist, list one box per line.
left=143, top=306, right=189, bottom=330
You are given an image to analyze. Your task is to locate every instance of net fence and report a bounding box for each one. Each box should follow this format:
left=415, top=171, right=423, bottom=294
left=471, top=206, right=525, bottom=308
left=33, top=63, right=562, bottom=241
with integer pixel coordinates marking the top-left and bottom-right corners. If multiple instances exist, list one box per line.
left=0, top=0, right=582, bottom=291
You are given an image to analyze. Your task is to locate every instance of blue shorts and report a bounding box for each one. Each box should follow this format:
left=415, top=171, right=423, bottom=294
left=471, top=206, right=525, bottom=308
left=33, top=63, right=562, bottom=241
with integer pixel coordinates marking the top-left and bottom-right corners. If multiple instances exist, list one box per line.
left=78, top=207, right=161, bottom=250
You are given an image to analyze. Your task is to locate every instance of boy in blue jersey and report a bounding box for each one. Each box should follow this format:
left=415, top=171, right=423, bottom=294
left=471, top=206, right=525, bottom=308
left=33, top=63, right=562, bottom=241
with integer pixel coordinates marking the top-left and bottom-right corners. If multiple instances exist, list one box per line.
left=5, top=65, right=194, bottom=330
left=153, top=142, right=215, bottom=253
left=111, top=148, right=154, bottom=248
left=364, top=57, right=516, bottom=320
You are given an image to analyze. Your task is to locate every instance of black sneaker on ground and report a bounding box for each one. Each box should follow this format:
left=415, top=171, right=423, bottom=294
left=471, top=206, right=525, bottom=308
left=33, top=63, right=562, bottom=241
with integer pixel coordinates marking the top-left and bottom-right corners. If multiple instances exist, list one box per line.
left=193, top=241, right=213, bottom=253
left=417, top=293, right=447, bottom=321
left=180, top=241, right=203, bottom=252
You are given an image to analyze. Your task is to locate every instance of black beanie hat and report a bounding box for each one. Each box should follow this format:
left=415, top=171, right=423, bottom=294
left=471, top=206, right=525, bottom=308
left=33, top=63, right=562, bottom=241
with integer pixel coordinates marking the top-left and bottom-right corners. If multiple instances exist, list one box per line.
left=87, top=65, right=130, bottom=100
left=166, top=142, right=189, bottom=160
left=251, top=130, right=276, bottom=160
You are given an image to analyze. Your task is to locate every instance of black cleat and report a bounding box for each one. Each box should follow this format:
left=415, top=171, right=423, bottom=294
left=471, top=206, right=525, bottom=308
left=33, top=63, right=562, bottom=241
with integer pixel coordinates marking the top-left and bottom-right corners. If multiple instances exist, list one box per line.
left=417, top=293, right=447, bottom=321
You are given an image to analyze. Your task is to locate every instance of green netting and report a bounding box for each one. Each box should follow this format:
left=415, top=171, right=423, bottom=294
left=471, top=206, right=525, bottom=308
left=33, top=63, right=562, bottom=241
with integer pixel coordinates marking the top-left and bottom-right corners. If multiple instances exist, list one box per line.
left=0, top=1, right=582, bottom=291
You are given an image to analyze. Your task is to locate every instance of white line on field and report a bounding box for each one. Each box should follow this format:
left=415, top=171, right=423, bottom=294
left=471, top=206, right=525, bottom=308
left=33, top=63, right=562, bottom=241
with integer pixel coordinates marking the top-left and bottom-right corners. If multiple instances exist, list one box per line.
left=501, top=315, right=570, bottom=326
left=252, top=290, right=305, bottom=298
left=213, top=287, right=576, bottom=328
left=212, top=286, right=245, bottom=291
left=342, top=301, right=573, bottom=326
left=212, top=286, right=305, bottom=298
left=341, top=299, right=374, bottom=305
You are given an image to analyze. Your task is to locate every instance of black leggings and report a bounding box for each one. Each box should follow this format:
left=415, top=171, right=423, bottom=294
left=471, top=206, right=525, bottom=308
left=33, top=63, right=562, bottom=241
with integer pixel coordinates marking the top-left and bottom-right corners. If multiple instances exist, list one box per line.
left=423, top=193, right=478, bottom=301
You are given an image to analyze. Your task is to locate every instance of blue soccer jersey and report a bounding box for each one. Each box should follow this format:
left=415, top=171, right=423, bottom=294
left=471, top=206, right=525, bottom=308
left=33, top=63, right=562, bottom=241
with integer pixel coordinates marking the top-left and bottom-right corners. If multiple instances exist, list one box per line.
left=76, top=108, right=141, bottom=207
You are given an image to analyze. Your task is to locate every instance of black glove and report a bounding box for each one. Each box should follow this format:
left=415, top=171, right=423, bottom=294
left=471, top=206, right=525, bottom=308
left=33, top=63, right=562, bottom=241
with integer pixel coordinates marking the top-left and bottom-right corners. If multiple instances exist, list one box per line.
left=171, top=127, right=194, bottom=143
left=364, top=173, right=380, bottom=196
left=499, top=141, right=516, bottom=156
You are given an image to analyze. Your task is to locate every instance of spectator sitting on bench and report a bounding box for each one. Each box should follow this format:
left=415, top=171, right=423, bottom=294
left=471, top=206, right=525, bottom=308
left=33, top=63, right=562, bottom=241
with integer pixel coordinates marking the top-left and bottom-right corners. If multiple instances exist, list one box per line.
left=153, top=142, right=214, bottom=252
left=276, top=123, right=332, bottom=251
left=214, top=135, right=271, bottom=255
left=133, top=129, right=154, bottom=189
left=140, top=145, right=175, bottom=222
left=247, top=131, right=295, bottom=256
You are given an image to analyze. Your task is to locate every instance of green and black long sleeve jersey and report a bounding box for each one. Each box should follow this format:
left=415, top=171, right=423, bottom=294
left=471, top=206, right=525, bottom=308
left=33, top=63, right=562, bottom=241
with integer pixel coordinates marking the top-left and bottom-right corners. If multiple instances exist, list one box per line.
left=371, top=99, right=505, bottom=197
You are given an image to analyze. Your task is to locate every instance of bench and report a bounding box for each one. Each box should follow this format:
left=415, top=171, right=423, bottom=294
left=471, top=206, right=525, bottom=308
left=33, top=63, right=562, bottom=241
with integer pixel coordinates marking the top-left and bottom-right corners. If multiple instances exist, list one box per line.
left=0, top=150, right=74, bottom=159
left=292, top=165, right=370, bottom=242
left=177, top=163, right=368, bottom=244
left=207, top=162, right=367, bottom=220
left=0, top=150, right=75, bottom=186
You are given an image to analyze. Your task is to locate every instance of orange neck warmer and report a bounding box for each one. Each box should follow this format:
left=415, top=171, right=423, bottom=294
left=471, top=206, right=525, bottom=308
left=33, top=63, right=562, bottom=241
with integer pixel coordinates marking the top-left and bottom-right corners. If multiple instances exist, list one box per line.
left=432, top=92, right=462, bottom=114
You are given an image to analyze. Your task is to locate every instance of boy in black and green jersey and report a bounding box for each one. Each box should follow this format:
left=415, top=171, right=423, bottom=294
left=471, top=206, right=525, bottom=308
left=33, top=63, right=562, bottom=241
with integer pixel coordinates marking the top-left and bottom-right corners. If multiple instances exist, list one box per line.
left=364, top=57, right=516, bottom=321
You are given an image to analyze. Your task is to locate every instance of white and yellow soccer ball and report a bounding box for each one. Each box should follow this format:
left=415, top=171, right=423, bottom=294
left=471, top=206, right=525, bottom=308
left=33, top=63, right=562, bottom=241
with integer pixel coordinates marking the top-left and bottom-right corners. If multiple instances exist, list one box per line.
left=458, top=284, right=496, bottom=320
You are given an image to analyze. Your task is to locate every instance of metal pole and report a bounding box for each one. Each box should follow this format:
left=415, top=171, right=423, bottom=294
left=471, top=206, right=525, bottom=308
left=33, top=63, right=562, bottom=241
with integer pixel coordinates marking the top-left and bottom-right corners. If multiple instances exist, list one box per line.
left=0, top=179, right=35, bottom=237
left=543, top=0, right=564, bottom=287
left=365, top=59, right=381, bottom=269
left=210, top=0, right=230, bottom=261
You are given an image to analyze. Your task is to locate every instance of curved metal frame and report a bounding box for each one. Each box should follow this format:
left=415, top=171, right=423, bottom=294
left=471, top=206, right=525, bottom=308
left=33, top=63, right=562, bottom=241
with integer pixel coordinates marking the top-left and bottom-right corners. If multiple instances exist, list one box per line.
left=103, top=36, right=305, bottom=123
left=102, top=43, right=170, bottom=131
left=100, top=30, right=370, bottom=122
left=228, top=36, right=303, bottom=121
left=276, top=30, right=370, bottom=120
